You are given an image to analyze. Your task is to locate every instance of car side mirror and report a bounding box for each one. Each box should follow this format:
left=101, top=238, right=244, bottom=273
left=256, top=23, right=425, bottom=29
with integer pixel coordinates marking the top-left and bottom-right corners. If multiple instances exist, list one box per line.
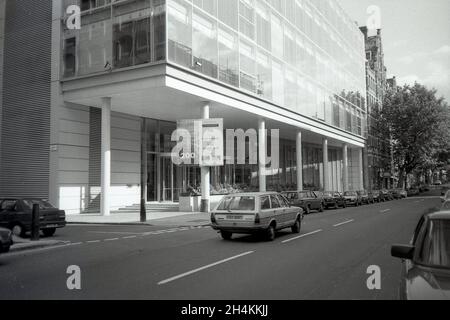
left=391, top=245, right=415, bottom=260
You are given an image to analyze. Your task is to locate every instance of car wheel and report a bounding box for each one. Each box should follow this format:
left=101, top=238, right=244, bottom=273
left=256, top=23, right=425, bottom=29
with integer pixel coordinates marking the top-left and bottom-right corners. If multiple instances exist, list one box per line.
left=266, top=224, right=276, bottom=241
left=11, top=224, right=25, bottom=237
left=291, top=219, right=301, bottom=234
left=42, top=228, right=56, bottom=237
left=305, top=206, right=311, bottom=215
left=220, top=231, right=232, bottom=240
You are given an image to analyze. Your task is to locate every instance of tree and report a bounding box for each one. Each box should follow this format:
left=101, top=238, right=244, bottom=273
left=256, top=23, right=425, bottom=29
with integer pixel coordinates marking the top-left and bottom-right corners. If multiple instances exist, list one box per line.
left=376, top=83, right=450, bottom=188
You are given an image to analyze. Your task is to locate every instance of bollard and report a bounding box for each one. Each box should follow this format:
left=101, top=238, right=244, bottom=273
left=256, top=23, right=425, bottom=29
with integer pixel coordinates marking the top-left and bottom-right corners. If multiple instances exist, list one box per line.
left=140, top=196, right=146, bottom=223
left=31, top=203, right=40, bottom=241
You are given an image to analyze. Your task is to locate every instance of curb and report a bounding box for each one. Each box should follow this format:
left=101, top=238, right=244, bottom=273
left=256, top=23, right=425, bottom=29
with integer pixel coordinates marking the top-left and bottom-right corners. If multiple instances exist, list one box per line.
left=8, top=240, right=68, bottom=254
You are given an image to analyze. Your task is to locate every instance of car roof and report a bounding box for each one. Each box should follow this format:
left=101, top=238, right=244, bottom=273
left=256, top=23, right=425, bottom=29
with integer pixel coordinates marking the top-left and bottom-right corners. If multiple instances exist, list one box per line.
left=426, top=210, right=450, bottom=220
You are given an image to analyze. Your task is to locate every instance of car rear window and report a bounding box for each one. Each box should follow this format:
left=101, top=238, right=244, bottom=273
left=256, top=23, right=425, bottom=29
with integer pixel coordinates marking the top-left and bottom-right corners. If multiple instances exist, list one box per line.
left=284, top=193, right=298, bottom=200
left=217, top=196, right=255, bottom=211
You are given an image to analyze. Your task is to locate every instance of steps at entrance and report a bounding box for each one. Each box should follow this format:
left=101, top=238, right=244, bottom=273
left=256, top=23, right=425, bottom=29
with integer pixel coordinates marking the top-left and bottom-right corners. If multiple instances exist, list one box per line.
left=116, top=203, right=179, bottom=213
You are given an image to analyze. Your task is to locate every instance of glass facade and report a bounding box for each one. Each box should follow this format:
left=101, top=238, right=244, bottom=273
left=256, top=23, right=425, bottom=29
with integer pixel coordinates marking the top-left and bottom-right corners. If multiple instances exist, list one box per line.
left=61, top=0, right=366, bottom=137
left=167, top=0, right=367, bottom=137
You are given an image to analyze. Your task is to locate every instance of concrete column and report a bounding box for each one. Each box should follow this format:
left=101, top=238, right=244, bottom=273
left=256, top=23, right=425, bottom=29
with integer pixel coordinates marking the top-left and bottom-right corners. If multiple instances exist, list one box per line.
left=342, top=143, right=349, bottom=192
left=323, top=138, right=329, bottom=191
left=358, top=148, right=364, bottom=190
left=200, top=103, right=210, bottom=213
left=101, top=97, right=111, bottom=216
left=296, top=131, right=303, bottom=191
left=258, top=118, right=267, bottom=192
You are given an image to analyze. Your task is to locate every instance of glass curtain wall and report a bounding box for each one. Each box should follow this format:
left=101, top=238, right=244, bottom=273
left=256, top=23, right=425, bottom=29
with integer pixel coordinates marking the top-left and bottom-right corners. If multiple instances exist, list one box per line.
left=167, top=0, right=367, bottom=137
left=62, top=0, right=166, bottom=77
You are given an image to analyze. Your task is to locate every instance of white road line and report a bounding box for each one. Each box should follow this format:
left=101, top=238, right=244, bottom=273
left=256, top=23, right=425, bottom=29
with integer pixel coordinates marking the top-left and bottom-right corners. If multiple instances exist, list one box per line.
left=158, top=251, right=255, bottom=285
left=86, top=240, right=101, bottom=244
left=122, top=235, right=137, bottom=239
left=67, top=242, right=83, bottom=246
left=104, top=238, right=119, bottom=242
left=282, top=229, right=323, bottom=244
left=88, top=231, right=144, bottom=235
left=380, top=209, right=391, bottom=214
left=333, top=219, right=355, bottom=227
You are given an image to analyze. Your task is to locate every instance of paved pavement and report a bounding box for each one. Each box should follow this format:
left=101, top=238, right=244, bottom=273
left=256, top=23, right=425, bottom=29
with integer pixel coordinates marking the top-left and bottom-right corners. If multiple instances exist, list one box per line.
left=0, top=195, right=442, bottom=300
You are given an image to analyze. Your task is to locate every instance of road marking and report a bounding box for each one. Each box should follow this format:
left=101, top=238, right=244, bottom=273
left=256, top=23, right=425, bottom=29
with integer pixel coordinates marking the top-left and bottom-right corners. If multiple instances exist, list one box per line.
left=67, top=242, right=83, bottom=246
left=380, top=209, right=391, bottom=214
left=282, top=229, right=323, bottom=244
left=86, top=240, right=101, bottom=244
left=158, top=251, right=255, bottom=285
left=88, top=231, right=145, bottom=235
left=104, top=238, right=119, bottom=242
left=333, top=219, right=355, bottom=227
left=122, top=235, right=137, bottom=239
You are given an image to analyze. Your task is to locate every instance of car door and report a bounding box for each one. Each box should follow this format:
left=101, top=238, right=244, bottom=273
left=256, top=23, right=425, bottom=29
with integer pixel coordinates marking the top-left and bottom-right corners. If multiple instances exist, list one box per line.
left=260, top=195, right=272, bottom=226
left=309, top=191, right=319, bottom=209
left=279, top=194, right=297, bottom=224
left=269, top=195, right=284, bottom=228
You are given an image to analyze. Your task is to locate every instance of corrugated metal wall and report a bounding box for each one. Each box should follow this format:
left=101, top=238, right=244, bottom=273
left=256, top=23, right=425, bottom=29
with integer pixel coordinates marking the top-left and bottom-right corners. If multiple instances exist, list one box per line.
left=0, top=0, right=52, bottom=198
left=87, top=107, right=101, bottom=212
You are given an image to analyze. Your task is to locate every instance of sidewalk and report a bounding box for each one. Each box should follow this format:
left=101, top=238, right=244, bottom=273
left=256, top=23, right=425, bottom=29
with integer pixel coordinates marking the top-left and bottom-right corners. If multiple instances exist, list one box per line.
left=66, top=211, right=211, bottom=227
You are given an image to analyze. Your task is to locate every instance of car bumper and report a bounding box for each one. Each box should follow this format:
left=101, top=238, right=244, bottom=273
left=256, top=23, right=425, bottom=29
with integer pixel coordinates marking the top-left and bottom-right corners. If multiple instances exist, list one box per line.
left=211, top=223, right=268, bottom=234
left=0, top=238, right=13, bottom=252
left=40, top=221, right=66, bottom=229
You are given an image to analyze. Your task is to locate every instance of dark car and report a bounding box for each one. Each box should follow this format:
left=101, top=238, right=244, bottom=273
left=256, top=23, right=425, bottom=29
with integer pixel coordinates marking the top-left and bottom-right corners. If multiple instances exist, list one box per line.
left=391, top=210, right=450, bottom=300
left=0, top=198, right=66, bottom=237
left=322, top=191, right=346, bottom=209
left=407, top=188, right=420, bottom=197
left=312, top=191, right=326, bottom=208
left=283, top=190, right=324, bottom=214
left=380, top=189, right=393, bottom=201
left=343, top=191, right=362, bottom=206
left=0, top=227, right=13, bottom=254
left=357, top=190, right=374, bottom=205
left=390, top=189, right=402, bottom=200
left=370, top=190, right=381, bottom=203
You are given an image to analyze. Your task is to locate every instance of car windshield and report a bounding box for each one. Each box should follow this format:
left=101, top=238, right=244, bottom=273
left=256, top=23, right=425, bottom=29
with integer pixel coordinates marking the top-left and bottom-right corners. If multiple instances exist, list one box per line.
left=284, top=193, right=298, bottom=200
left=418, top=219, right=450, bottom=268
left=23, top=199, right=55, bottom=210
left=217, top=196, right=255, bottom=211
left=298, top=192, right=309, bottom=199
left=344, top=192, right=356, bottom=196
left=323, top=192, right=333, bottom=197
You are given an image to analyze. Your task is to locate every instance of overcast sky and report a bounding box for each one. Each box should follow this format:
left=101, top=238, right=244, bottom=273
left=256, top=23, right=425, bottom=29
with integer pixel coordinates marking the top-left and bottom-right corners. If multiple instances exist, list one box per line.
left=338, top=0, right=450, bottom=102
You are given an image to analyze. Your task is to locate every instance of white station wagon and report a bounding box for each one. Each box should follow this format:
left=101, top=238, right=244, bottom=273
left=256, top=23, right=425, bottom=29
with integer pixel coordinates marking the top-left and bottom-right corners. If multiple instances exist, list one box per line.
left=211, top=192, right=304, bottom=241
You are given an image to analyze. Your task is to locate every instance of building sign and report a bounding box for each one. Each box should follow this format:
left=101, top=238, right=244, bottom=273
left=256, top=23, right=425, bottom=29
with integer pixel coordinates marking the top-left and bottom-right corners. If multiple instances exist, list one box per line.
left=174, top=119, right=224, bottom=167
left=200, top=119, right=224, bottom=167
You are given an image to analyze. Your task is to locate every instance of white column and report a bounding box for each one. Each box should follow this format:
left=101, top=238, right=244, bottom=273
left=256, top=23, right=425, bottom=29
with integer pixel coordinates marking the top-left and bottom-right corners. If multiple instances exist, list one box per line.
left=323, top=138, right=329, bottom=191
left=101, top=97, right=111, bottom=216
left=358, top=148, right=364, bottom=190
left=296, top=131, right=303, bottom=191
left=200, top=103, right=210, bottom=213
left=258, top=118, right=267, bottom=192
left=342, top=143, right=349, bottom=192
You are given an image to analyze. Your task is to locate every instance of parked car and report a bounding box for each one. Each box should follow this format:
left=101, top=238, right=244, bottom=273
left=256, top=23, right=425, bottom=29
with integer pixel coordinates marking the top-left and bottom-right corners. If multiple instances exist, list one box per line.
left=391, top=210, right=450, bottom=300
left=441, top=200, right=450, bottom=211
left=390, top=189, right=402, bottom=200
left=370, top=190, right=381, bottom=203
left=357, top=190, right=374, bottom=204
left=407, top=188, right=420, bottom=197
left=282, top=190, right=324, bottom=214
left=434, top=180, right=442, bottom=186
left=0, top=198, right=66, bottom=237
left=442, top=186, right=450, bottom=196
left=211, top=192, right=304, bottom=241
left=398, top=189, right=408, bottom=198
left=312, top=191, right=326, bottom=208
left=380, top=189, right=393, bottom=201
left=343, top=191, right=362, bottom=206
left=322, top=191, right=346, bottom=209
left=0, top=227, right=13, bottom=254
left=441, top=190, right=450, bottom=203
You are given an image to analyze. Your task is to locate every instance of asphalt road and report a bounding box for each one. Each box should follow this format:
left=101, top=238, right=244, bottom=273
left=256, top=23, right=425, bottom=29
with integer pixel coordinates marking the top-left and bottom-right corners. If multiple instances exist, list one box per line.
left=0, top=195, right=442, bottom=300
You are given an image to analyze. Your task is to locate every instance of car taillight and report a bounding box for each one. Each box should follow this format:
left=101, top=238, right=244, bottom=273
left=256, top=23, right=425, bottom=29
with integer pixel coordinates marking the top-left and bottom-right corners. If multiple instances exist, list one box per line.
left=255, top=213, right=260, bottom=224
left=210, top=212, right=216, bottom=223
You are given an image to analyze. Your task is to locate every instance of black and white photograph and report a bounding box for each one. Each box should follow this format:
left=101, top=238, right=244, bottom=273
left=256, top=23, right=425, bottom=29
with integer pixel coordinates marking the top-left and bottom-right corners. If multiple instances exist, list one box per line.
left=0, top=0, right=449, bottom=309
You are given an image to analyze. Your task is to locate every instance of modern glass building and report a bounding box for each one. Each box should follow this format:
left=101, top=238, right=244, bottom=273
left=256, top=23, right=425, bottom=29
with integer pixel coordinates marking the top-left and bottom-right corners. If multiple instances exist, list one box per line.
left=0, top=0, right=367, bottom=215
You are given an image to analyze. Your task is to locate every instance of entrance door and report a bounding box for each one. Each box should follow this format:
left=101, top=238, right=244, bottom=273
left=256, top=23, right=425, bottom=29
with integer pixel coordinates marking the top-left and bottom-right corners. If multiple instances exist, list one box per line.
left=159, top=155, right=183, bottom=202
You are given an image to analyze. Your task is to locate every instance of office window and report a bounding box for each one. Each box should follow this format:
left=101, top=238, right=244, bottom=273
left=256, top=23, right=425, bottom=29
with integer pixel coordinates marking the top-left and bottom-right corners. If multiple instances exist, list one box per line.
left=168, top=0, right=192, bottom=68
left=256, top=2, right=271, bottom=50
left=239, top=0, right=255, bottom=40
left=63, top=37, right=76, bottom=77
left=192, top=10, right=218, bottom=79
left=218, top=27, right=239, bottom=87
left=256, top=51, right=272, bottom=99
left=239, top=39, right=257, bottom=92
